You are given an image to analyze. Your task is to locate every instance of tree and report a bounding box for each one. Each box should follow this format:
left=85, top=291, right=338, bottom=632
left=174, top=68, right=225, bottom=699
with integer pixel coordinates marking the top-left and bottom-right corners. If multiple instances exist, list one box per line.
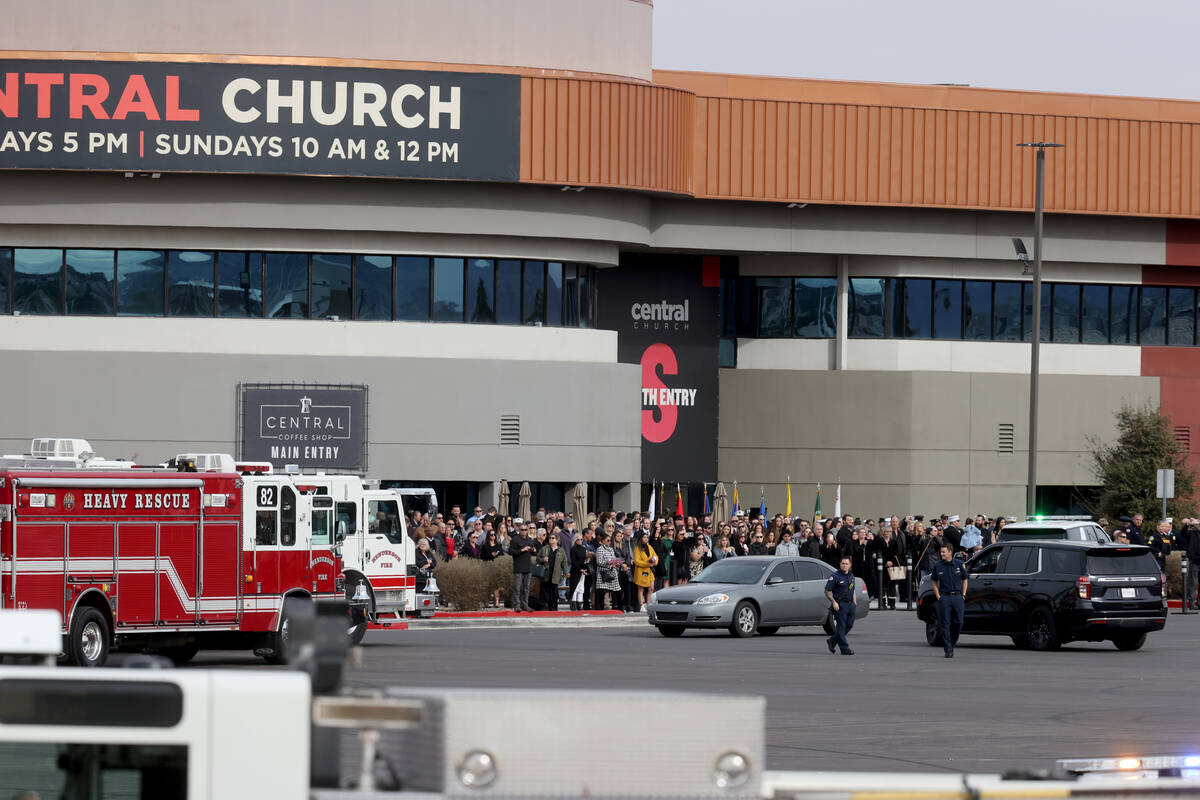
left=1089, top=404, right=1196, bottom=525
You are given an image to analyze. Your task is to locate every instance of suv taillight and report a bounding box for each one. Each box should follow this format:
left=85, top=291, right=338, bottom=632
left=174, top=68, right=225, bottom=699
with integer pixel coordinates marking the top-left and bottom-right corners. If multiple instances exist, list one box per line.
left=1077, top=575, right=1091, bottom=599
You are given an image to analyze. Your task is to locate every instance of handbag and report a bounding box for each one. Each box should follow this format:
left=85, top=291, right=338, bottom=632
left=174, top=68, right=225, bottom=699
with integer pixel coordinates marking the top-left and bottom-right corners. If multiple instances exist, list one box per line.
left=531, top=564, right=547, bottom=579
left=887, top=565, right=907, bottom=581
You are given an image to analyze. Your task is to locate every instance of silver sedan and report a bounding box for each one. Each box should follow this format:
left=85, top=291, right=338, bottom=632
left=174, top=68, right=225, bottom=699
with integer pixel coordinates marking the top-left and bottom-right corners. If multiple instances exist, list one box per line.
left=647, top=556, right=870, bottom=637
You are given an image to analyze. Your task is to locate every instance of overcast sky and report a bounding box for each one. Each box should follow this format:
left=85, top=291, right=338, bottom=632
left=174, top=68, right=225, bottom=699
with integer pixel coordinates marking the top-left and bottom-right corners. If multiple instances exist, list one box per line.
left=652, top=0, right=1199, bottom=101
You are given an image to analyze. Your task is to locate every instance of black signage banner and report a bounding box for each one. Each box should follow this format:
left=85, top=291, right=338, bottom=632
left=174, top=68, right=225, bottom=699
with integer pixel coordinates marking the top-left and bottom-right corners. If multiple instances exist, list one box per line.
left=0, top=59, right=519, bottom=181
left=598, top=255, right=719, bottom=484
left=239, top=384, right=368, bottom=473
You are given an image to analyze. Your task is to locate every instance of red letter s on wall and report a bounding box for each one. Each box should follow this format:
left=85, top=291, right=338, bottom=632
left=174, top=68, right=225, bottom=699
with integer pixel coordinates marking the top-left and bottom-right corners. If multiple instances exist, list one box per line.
left=641, top=343, right=677, bottom=444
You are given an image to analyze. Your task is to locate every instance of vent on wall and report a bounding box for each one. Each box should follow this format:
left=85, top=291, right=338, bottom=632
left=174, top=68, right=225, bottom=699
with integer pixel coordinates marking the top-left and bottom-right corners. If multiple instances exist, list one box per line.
left=997, top=423, right=1015, bottom=455
left=1176, top=426, right=1192, bottom=453
left=500, top=415, right=520, bottom=446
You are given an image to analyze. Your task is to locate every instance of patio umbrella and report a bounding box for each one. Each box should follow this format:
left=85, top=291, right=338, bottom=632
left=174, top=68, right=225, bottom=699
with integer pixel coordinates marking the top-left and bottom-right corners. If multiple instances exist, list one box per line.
left=517, top=481, right=532, bottom=522
left=572, top=482, right=587, bottom=528
left=498, top=480, right=511, bottom=518
left=713, top=482, right=729, bottom=523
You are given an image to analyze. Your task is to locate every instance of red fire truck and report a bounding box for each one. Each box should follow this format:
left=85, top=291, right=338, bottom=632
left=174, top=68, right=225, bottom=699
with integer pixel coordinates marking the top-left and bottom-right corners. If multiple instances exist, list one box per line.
left=0, top=441, right=400, bottom=667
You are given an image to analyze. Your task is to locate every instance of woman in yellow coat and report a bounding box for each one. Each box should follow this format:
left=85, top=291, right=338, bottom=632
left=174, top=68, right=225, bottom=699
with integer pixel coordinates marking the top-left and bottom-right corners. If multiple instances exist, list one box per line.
left=632, top=530, right=659, bottom=611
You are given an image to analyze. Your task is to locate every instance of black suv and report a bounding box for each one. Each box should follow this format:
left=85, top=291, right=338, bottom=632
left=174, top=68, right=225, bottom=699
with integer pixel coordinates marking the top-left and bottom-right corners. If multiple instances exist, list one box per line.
left=917, top=541, right=1166, bottom=651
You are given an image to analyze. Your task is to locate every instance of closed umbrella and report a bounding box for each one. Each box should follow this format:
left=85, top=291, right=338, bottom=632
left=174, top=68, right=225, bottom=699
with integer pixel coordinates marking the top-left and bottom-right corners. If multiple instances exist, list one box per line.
left=498, top=480, right=511, bottom=518
left=572, top=482, right=587, bottom=528
left=713, top=482, right=729, bottom=523
left=517, top=481, right=532, bottom=522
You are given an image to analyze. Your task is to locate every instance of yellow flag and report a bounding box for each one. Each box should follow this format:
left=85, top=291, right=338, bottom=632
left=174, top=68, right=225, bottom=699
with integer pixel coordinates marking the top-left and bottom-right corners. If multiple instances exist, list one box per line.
left=785, top=477, right=792, bottom=517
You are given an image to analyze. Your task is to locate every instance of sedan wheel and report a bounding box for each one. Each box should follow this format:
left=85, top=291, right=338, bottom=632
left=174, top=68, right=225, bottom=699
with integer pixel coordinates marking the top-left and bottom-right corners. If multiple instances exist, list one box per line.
left=728, top=601, right=759, bottom=638
left=757, top=626, right=779, bottom=636
left=656, top=625, right=685, bottom=638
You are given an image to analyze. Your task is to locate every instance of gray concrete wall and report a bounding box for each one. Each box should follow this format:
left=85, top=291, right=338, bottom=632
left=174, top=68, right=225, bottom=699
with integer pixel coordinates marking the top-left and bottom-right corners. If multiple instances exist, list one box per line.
left=3, top=0, right=654, bottom=81
left=0, top=349, right=641, bottom=484
left=719, top=369, right=1160, bottom=521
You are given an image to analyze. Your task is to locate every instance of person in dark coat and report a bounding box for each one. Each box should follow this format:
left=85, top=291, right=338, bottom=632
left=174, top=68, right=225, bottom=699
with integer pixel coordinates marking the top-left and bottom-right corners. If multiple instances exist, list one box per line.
left=568, top=534, right=589, bottom=610
left=508, top=524, right=536, bottom=612
left=872, top=527, right=900, bottom=609
left=820, top=532, right=841, bottom=567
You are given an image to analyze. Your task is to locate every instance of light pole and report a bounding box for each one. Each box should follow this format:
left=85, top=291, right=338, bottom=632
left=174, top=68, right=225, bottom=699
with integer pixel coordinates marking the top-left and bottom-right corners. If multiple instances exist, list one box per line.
left=1015, top=141, right=1063, bottom=520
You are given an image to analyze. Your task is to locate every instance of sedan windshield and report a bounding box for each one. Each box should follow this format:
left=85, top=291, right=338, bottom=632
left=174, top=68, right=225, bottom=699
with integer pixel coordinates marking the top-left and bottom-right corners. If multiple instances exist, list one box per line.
left=690, top=560, right=770, bottom=585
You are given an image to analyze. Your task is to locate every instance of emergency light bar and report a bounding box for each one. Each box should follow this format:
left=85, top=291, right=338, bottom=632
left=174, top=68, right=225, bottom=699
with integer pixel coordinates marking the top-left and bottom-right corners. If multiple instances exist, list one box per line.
left=1058, top=755, right=1200, bottom=779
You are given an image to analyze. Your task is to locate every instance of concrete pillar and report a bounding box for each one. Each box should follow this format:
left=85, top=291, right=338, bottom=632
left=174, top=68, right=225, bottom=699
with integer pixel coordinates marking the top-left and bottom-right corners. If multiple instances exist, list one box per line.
left=614, top=482, right=641, bottom=513
left=477, top=481, right=499, bottom=511
left=836, top=254, right=849, bottom=370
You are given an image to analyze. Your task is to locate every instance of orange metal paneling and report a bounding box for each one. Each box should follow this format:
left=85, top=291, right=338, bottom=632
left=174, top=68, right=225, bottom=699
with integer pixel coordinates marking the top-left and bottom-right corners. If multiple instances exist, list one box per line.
left=519, top=77, right=692, bottom=195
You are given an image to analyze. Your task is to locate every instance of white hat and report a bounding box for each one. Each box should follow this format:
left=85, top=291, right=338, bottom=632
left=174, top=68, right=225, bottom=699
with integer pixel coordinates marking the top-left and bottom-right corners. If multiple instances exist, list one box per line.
left=948, top=515, right=960, bottom=523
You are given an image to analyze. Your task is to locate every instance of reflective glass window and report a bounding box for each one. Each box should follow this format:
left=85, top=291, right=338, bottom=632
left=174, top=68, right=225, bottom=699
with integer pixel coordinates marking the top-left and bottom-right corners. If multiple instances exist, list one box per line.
left=849, top=278, right=887, bottom=338
left=311, top=253, right=351, bottom=320
left=1081, top=285, right=1109, bottom=344
left=993, top=282, right=1022, bottom=342
left=1139, top=286, right=1167, bottom=345
left=65, top=249, right=114, bottom=316
left=432, top=257, right=464, bottom=322
left=545, top=262, right=563, bottom=327
left=932, top=279, right=962, bottom=339
left=264, top=253, right=308, bottom=318
left=1110, top=285, right=1136, bottom=344
left=395, top=256, right=430, bottom=321
left=1168, top=287, right=1195, bottom=346
left=217, top=252, right=262, bottom=318
left=466, top=258, right=495, bottom=323
left=523, top=260, right=545, bottom=325
left=14, top=248, right=63, bottom=315
left=116, top=250, right=165, bottom=316
left=901, top=278, right=931, bottom=338
left=496, top=259, right=521, bottom=324
left=1051, top=283, right=1081, bottom=343
left=561, top=263, right=578, bottom=327
left=0, top=248, right=10, bottom=313
left=1022, top=282, right=1050, bottom=342
left=756, top=278, right=791, bottom=337
left=167, top=250, right=214, bottom=317
left=353, top=255, right=392, bottom=321
left=963, top=281, right=991, bottom=340
left=794, top=277, right=836, bottom=337
left=577, top=267, right=592, bottom=327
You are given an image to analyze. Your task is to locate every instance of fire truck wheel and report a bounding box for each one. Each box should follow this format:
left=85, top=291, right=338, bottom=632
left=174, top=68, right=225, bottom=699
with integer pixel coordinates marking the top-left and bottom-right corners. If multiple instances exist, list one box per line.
left=68, top=607, right=110, bottom=668
left=159, top=643, right=200, bottom=665
left=263, top=595, right=312, bottom=665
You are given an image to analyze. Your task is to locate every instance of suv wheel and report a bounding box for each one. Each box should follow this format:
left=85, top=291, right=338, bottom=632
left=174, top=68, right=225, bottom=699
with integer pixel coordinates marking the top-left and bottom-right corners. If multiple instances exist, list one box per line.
left=1026, top=607, right=1060, bottom=651
left=1112, top=632, right=1147, bottom=651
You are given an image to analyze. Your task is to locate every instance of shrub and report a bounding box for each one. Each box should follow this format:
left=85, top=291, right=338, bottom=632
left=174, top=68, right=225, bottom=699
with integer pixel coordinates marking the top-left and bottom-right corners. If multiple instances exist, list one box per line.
left=485, top=556, right=514, bottom=606
left=433, top=557, right=492, bottom=611
left=1166, top=551, right=1182, bottom=599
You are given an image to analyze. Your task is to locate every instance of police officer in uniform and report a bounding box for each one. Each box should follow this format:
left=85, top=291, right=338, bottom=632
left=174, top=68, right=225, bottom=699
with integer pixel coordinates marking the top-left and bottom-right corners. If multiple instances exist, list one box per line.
left=930, top=543, right=969, bottom=658
left=824, top=556, right=857, bottom=655
left=1149, top=519, right=1175, bottom=572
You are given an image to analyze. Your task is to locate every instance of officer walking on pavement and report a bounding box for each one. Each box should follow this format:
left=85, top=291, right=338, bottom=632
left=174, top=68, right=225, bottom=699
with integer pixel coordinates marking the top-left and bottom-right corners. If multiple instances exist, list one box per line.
left=824, top=556, right=857, bottom=655
left=930, top=543, right=969, bottom=658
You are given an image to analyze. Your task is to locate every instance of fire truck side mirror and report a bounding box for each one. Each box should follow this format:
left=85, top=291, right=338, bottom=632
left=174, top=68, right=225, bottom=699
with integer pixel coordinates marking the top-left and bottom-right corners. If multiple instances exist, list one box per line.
left=336, top=520, right=348, bottom=543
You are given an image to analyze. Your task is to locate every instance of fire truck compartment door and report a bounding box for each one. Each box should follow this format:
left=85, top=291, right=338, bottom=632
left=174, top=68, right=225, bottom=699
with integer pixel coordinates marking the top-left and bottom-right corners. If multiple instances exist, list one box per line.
left=67, top=522, right=116, bottom=581
left=199, top=521, right=240, bottom=623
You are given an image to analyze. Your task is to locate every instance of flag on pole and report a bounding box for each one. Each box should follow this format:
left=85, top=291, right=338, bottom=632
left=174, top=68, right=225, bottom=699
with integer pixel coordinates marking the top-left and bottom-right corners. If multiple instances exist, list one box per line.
left=647, top=479, right=656, bottom=520
left=675, top=483, right=684, bottom=518
left=703, top=483, right=711, bottom=515
left=814, top=482, right=822, bottom=522
left=833, top=480, right=842, bottom=519
left=732, top=482, right=740, bottom=518
left=785, top=476, right=792, bottom=518
left=658, top=482, right=664, bottom=518
left=759, top=486, right=766, bottom=519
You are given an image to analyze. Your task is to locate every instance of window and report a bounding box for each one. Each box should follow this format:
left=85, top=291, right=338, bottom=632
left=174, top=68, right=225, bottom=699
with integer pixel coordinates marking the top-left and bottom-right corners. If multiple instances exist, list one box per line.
left=849, top=278, right=888, bottom=337
left=562, top=263, right=579, bottom=327
left=1139, top=286, right=1167, bottom=345
left=963, top=281, right=991, bottom=340
left=466, top=258, right=494, bottom=323
left=1046, top=548, right=1084, bottom=576
left=217, top=252, right=262, bottom=317
left=312, top=503, right=332, bottom=547
left=1168, top=287, right=1195, bottom=346
left=991, top=282, right=1021, bottom=341
left=395, top=256, right=430, bottom=321
left=795, top=561, right=827, bottom=581
left=767, top=562, right=797, bottom=583
left=0, top=248, right=10, bottom=313
left=1051, top=283, right=1080, bottom=343
left=432, top=257, right=464, bottom=322
left=1022, top=282, right=1050, bottom=342
left=901, top=278, right=931, bottom=338
left=336, top=501, right=357, bottom=542
left=756, top=277, right=791, bottom=337
left=167, top=250, right=214, bottom=317
left=496, top=259, right=521, bottom=324
left=545, top=262, right=563, bottom=327
left=1000, top=545, right=1038, bottom=574
left=932, top=280, right=962, bottom=339
left=1110, top=285, right=1136, bottom=344
left=522, top=260, right=545, bottom=325
left=354, top=255, right=392, bottom=320
left=15, top=248, right=63, bottom=314
left=310, top=253, right=351, bottom=319
left=577, top=267, right=592, bottom=328
left=968, top=548, right=1001, bottom=575
left=256, top=509, right=277, bottom=546
left=368, top=499, right=404, bottom=545
left=264, top=253, right=308, bottom=318
left=1081, top=284, right=1109, bottom=344
left=794, top=277, right=836, bottom=337
left=279, top=485, right=297, bottom=547
left=65, top=249, right=114, bottom=315
left=117, top=250, right=164, bottom=316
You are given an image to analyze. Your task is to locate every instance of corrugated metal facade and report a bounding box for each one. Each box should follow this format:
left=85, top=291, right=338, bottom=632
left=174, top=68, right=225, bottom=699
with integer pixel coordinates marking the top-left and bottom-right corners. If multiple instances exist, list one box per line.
left=519, top=77, right=693, bottom=195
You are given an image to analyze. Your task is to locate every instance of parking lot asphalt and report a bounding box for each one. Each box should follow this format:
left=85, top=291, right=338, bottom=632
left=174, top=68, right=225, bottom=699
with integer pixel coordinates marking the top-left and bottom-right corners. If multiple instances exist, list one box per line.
left=184, top=609, right=1200, bottom=774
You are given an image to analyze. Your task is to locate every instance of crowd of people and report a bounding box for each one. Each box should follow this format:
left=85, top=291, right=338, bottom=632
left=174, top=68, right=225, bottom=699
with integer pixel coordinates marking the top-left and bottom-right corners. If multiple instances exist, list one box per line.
left=406, top=502, right=1200, bottom=611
